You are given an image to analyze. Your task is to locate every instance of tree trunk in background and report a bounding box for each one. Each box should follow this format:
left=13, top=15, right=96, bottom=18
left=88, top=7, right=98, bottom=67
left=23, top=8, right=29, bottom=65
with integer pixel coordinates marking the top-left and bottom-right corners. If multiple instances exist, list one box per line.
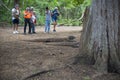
left=77, top=0, right=120, bottom=73
left=14, top=0, right=19, bottom=6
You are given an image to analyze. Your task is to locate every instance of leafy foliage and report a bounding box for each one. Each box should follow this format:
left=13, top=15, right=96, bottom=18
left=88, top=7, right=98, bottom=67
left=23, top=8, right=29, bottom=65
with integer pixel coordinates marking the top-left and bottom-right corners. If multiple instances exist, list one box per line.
left=0, top=0, right=92, bottom=26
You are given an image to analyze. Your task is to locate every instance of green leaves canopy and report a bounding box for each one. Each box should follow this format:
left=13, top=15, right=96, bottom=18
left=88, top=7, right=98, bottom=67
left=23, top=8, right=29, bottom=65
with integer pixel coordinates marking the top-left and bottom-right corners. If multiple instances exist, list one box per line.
left=0, top=0, right=92, bottom=26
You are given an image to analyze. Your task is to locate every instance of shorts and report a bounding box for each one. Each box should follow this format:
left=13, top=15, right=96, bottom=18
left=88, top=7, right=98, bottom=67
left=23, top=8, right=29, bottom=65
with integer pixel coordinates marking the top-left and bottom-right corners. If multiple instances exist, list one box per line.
left=52, top=17, right=57, bottom=22
left=12, top=19, right=19, bottom=24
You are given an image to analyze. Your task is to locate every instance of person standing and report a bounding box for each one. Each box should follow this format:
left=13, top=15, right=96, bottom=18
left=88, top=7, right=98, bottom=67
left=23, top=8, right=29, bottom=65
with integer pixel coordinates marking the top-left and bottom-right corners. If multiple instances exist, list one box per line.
left=31, top=11, right=37, bottom=33
left=30, top=7, right=36, bottom=33
left=23, top=7, right=32, bottom=34
left=45, top=7, right=51, bottom=33
left=51, top=7, right=59, bottom=32
left=12, top=4, right=20, bottom=34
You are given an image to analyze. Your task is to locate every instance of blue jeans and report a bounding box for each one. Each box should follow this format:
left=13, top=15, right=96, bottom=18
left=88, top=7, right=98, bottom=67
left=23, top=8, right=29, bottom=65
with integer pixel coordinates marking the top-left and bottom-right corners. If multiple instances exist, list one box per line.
left=45, top=20, right=50, bottom=32
left=31, top=23, right=35, bottom=33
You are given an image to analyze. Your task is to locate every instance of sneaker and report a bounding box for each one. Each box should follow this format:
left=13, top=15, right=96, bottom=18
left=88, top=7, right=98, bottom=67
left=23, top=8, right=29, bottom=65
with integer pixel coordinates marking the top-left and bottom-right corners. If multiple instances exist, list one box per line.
left=28, top=32, right=32, bottom=34
left=33, top=32, right=36, bottom=34
left=13, top=31, right=16, bottom=34
left=15, top=31, right=19, bottom=34
left=53, top=30, right=56, bottom=32
left=23, top=33, right=26, bottom=35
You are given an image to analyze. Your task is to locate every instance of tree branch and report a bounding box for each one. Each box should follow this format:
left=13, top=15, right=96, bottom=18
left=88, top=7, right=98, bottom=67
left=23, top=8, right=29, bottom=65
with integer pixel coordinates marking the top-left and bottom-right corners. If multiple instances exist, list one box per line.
left=0, top=0, right=10, bottom=11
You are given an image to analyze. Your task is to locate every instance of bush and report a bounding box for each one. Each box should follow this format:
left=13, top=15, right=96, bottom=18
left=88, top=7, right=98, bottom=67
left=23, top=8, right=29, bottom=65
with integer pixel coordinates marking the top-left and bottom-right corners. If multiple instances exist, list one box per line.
left=58, top=19, right=82, bottom=26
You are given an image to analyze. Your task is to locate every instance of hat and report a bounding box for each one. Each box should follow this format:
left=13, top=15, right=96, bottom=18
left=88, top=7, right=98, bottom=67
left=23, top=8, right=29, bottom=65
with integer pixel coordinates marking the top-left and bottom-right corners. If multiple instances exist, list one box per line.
left=26, top=7, right=30, bottom=10
left=30, top=7, right=34, bottom=11
left=31, top=7, right=34, bottom=9
left=55, top=7, right=58, bottom=9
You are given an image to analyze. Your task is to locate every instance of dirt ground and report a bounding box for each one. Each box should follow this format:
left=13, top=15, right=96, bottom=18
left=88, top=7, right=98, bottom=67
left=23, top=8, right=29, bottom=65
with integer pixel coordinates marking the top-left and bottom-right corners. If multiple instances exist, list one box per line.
left=0, top=26, right=120, bottom=80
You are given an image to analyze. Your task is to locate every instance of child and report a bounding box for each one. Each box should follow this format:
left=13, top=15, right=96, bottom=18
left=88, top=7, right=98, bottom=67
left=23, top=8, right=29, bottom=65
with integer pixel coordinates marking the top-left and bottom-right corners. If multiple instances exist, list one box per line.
left=45, top=7, right=51, bottom=33
left=31, top=11, right=36, bottom=33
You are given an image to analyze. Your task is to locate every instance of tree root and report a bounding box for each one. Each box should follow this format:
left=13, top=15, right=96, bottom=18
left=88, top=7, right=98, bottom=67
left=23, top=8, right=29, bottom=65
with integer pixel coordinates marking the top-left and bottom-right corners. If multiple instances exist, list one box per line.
left=25, top=36, right=76, bottom=43
left=23, top=64, right=73, bottom=80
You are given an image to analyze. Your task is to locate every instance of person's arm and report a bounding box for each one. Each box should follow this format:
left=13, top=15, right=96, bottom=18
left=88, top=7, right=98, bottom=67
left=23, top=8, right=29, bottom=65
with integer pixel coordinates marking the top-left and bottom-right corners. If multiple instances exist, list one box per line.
left=23, top=11, right=26, bottom=15
left=51, top=10, right=53, bottom=16
left=56, top=10, right=60, bottom=16
left=15, top=8, right=20, bottom=15
left=33, top=16, right=36, bottom=24
left=18, top=8, right=20, bottom=15
left=24, top=11, right=28, bottom=16
left=45, top=10, right=48, bottom=14
left=12, top=9, right=15, bottom=16
left=49, top=10, right=52, bottom=16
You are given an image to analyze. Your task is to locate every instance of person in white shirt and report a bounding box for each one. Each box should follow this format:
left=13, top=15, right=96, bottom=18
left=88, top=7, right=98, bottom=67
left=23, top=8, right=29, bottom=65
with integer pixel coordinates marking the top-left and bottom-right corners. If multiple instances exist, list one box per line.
left=12, top=4, right=20, bottom=34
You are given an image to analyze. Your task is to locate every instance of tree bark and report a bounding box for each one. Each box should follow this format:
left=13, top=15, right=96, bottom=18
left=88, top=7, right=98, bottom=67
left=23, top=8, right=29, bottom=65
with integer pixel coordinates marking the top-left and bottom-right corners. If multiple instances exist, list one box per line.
left=14, top=0, right=19, bottom=6
left=77, top=0, right=120, bottom=73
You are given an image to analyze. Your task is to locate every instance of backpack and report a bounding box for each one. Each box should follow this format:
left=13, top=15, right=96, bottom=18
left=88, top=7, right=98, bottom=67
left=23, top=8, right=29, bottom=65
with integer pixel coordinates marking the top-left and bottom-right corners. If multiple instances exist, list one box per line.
left=52, top=9, right=59, bottom=17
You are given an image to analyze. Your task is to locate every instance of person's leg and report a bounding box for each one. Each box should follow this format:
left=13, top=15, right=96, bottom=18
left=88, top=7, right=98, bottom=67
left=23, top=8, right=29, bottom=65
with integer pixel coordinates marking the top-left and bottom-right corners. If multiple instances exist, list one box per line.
left=33, top=23, right=35, bottom=33
left=45, top=20, right=48, bottom=32
left=31, top=23, right=33, bottom=33
left=15, top=24, right=19, bottom=33
left=53, top=21, right=57, bottom=32
left=28, top=19, right=32, bottom=34
left=47, top=20, right=49, bottom=32
left=16, top=24, right=18, bottom=31
left=24, top=19, right=27, bottom=34
left=13, top=24, right=16, bottom=34
left=48, top=20, right=50, bottom=33
left=31, top=23, right=35, bottom=33
left=12, top=19, right=15, bottom=31
left=13, top=19, right=18, bottom=34
left=13, top=24, right=15, bottom=31
left=53, top=17, right=57, bottom=32
left=33, top=24, right=36, bottom=33
left=15, top=19, right=19, bottom=33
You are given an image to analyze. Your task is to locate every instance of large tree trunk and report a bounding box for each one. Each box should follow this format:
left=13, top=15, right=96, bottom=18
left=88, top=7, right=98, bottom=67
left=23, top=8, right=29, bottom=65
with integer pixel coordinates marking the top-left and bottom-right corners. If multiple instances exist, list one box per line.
left=77, top=0, right=120, bottom=73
